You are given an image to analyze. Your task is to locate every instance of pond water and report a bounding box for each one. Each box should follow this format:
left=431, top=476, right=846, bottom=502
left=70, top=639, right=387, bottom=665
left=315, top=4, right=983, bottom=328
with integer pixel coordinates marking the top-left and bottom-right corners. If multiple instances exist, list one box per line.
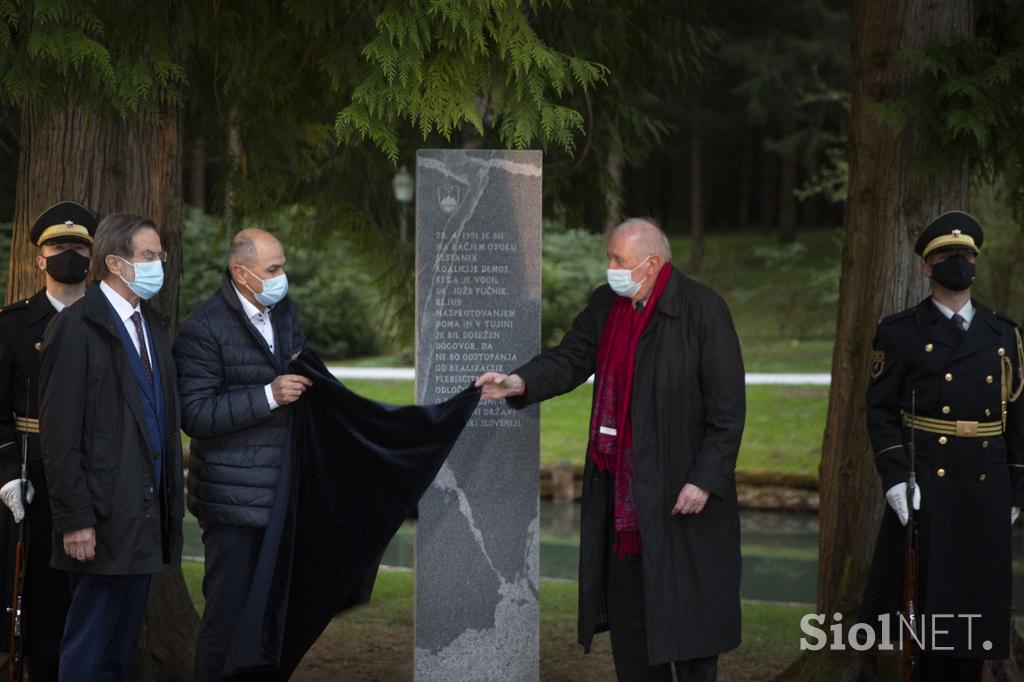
left=181, top=501, right=1024, bottom=608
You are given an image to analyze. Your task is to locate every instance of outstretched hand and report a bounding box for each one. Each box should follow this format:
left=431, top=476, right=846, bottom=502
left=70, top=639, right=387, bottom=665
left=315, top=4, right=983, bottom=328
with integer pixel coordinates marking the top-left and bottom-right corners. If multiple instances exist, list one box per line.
left=474, top=372, right=525, bottom=401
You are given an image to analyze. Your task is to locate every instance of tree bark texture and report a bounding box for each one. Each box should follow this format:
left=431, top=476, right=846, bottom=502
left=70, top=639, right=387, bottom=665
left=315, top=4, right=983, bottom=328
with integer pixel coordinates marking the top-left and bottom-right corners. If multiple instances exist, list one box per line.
left=7, top=103, right=184, bottom=329
left=778, top=151, right=797, bottom=244
left=779, top=0, right=973, bottom=679
left=689, top=114, right=705, bottom=274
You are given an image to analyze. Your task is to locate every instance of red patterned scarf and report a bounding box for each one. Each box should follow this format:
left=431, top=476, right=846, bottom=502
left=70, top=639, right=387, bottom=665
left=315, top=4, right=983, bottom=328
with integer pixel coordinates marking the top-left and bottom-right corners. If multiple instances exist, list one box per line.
left=587, top=263, right=672, bottom=557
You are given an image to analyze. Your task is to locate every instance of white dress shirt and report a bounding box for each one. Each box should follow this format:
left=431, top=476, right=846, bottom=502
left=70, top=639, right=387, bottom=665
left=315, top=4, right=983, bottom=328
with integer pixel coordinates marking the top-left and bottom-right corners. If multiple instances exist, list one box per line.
left=233, top=284, right=280, bottom=410
left=99, top=280, right=149, bottom=357
left=932, top=298, right=975, bottom=329
left=45, top=290, right=66, bottom=313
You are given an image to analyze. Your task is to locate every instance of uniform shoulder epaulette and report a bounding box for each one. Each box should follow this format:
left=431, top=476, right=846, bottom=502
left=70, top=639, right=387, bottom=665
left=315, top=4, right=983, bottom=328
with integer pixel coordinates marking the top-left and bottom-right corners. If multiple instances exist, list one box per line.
left=878, top=309, right=915, bottom=326
left=0, top=299, right=30, bottom=316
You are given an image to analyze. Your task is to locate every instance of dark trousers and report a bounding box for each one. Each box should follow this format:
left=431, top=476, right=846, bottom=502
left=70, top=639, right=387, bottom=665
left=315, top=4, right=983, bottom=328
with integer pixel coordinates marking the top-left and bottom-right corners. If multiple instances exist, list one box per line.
left=195, top=525, right=264, bottom=682
left=58, top=572, right=151, bottom=682
left=919, top=652, right=983, bottom=682
left=607, top=550, right=718, bottom=682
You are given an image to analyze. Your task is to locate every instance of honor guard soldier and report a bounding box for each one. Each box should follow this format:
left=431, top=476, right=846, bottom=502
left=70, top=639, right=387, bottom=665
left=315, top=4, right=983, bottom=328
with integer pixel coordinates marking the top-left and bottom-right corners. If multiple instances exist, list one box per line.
left=0, top=201, right=96, bottom=681
left=861, top=210, right=1024, bottom=680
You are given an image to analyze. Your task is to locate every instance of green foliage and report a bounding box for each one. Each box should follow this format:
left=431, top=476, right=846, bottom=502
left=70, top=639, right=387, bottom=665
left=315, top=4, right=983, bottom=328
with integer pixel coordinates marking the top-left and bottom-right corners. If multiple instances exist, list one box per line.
left=717, top=0, right=849, bottom=168
left=872, top=3, right=1024, bottom=217
left=335, top=1, right=608, bottom=161
left=970, top=182, right=1024, bottom=324
left=178, top=208, right=384, bottom=360
left=0, top=0, right=187, bottom=116
left=738, top=240, right=840, bottom=339
left=540, top=223, right=605, bottom=347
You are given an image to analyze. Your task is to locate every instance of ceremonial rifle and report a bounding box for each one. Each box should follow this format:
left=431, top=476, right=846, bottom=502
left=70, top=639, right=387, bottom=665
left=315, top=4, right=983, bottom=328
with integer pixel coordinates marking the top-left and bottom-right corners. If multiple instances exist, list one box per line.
left=902, top=389, right=920, bottom=682
left=7, top=383, right=29, bottom=682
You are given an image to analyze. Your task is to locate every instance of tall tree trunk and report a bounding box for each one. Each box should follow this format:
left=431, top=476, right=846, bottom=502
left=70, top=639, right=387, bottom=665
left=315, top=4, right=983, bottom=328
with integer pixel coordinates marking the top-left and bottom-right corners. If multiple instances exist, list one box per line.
left=761, top=147, right=776, bottom=232
left=224, top=106, right=242, bottom=222
left=689, top=114, right=705, bottom=274
left=9, top=76, right=196, bottom=682
left=188, top=136, right=207, bottom=213
left=604, top=148, right=624, bottom=237
left=777, top=0, right=973, bottom=679
left=777, top=151, right=797, bottom=244
left=737, top=129, right=752, bottom=230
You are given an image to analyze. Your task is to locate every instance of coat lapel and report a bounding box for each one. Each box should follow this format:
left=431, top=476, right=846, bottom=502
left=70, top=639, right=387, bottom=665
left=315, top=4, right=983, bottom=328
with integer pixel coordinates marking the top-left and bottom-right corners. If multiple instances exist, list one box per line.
left=915, top=298, right=961, bottom=351
left=218, top=273, right=279, bottom=367
left=949, top=302, right=1003, bottom=362
left=81, top=285, right=152, bottom=451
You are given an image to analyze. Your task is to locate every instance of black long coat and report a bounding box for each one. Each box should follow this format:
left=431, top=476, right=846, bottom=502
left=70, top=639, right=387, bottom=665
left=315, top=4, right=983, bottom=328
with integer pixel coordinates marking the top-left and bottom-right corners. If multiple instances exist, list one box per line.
left=39, top=283, right=183, bottom=575
left=862, top=298, right=1024, bottom=659
left=509, top=267, right=746, bottom=664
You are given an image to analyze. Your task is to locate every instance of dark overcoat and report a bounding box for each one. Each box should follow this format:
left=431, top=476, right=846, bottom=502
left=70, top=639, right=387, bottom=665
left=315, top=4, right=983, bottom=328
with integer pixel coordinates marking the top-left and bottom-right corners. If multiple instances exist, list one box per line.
left=508, top=267, right=746, bottom=664
left=38, top=283, right=184, bottom=575
left=0, top=289, right=71, bottom=657
left=862, top=298, right=1024, bottom=659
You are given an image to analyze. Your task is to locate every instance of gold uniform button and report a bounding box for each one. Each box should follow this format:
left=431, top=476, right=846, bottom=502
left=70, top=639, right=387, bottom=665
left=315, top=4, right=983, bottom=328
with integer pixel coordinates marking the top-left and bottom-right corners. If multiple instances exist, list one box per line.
left=938, top=436, right=948, bottom=445
left=942, top=405, right=951, bottom=414
left=937, top=468, right=946, bottom=477
left=925, top=343, right=934, bottom=352
left=945, top=373, right=954, bottom=382
left=986, top=375, right=994, bottom=384
left=979, top=474, right=987, bottom=482
left=999, top=347, right=1006, bottom=357
left=982, top=440, right=989, bottom=448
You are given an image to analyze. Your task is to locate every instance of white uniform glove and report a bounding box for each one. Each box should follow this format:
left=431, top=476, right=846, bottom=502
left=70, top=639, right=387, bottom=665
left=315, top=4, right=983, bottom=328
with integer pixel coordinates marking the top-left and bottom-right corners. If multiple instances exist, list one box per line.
left=1012, top=507, right=1021, bottom=526
left=0, top=479, right=34, bottom=523
left=885, top=482, right=921, bottom=526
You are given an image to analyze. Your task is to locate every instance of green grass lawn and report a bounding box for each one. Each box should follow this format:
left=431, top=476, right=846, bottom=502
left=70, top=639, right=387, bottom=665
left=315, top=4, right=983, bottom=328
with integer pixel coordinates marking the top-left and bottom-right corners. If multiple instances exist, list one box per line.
left=180, top=563, right=807, bottom=681
left=343, top=379, right=826, bottom=477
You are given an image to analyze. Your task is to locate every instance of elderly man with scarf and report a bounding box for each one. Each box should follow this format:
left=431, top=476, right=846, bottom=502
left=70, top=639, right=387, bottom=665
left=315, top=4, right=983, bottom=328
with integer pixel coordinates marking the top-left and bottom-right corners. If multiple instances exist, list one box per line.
left=476, top=218, right=745, bottom=681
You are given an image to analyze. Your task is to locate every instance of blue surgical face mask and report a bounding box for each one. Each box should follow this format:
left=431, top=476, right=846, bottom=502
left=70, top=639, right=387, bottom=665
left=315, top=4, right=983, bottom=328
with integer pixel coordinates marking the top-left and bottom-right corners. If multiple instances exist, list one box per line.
left=607, top=256, right=651, bottom=298
left=118, top=257, right=164, bottom=300
left=243, top=266, right=288, bottom=307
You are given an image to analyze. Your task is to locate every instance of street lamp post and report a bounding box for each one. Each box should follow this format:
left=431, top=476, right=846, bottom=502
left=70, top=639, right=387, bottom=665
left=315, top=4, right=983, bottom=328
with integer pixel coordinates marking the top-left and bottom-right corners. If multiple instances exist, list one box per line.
left=392, top=165, right=414, bottom=243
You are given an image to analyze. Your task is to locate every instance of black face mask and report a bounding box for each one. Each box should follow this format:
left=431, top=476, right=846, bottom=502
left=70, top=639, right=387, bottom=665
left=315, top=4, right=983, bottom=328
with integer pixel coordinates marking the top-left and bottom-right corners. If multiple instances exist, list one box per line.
left=44, top=249, right=91, bottom=284
left=931, top=255, right=976, bottom=292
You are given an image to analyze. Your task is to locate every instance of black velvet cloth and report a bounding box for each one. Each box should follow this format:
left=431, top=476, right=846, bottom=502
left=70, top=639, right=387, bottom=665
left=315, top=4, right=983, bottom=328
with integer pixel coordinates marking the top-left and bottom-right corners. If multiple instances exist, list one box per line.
left=222, top=350, right=479, bottom=679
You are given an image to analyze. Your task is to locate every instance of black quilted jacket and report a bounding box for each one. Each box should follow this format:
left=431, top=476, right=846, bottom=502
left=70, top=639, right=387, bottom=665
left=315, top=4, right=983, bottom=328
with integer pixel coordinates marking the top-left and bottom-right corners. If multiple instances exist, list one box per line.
left=174, top=272, right=306, bottom=527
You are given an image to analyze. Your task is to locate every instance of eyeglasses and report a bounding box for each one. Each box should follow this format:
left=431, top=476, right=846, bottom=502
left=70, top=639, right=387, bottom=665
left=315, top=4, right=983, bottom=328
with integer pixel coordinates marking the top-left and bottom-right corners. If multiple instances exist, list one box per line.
left=133, top=250, right=168, bottom=263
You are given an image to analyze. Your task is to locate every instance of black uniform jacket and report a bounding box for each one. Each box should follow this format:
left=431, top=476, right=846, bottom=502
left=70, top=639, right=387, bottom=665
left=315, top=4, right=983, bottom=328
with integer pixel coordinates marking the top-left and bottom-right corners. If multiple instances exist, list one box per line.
left=0, top=288, right=71, bottom=655
left=39, top=283, right=184, bottom=575
left=508, top=267, right=746, bottom=665
left=863, top=297, right=1024, bottom=659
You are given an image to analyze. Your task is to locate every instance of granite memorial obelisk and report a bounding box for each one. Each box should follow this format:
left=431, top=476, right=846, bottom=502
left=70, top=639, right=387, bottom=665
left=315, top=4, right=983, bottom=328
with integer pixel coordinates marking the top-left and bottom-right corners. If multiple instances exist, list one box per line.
left=414, top=149, right=542, bottom=681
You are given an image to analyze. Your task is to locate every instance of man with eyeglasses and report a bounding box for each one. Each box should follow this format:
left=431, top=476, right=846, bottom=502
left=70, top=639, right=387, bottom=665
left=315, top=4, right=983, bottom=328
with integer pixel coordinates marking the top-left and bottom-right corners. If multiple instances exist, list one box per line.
left=39, top=214, right=184, bottom=681
left=0, top=201, right=95, bottom=681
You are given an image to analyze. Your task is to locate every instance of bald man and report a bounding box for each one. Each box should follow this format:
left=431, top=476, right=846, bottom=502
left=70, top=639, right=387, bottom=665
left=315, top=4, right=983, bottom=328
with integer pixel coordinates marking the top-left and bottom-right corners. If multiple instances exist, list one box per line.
left=476, top=219, right=746, bottom=681
left=173, top=229, right=310, bottom=681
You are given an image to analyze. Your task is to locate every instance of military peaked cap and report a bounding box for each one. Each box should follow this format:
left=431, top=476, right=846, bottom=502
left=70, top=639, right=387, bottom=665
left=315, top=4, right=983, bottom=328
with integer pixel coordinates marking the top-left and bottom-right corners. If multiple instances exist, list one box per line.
left=29, top=201, right=97, bottom=246
left=915, top=210, right=983, bottom=259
